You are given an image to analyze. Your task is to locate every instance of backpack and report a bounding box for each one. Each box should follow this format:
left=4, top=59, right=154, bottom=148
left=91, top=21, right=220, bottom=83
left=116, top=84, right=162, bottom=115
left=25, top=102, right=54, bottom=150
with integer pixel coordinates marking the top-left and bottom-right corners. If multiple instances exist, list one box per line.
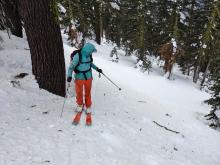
left=70, top=49, right=81, bottom=62
left=70, top=49, right=93, bottom=79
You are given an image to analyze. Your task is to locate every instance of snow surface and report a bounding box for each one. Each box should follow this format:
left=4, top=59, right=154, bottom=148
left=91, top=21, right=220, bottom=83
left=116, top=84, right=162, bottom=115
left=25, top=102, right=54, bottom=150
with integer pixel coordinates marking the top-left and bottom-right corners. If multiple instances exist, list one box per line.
left=202, top=44, right=207, bottom=49
left=179, top=11, right=189, bottom=26
left=171, top=38, right=177, bottom=55
left=0, top=31, right=220, bottom=165
left=58, top=3, right=66, bottom=14
left=110, top=2, right=120, bottom=10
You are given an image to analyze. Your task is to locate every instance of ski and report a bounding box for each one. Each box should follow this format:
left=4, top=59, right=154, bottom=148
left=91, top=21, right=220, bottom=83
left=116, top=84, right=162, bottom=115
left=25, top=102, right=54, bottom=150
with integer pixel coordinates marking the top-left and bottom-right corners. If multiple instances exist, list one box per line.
left=86, top=113, right=92, bottom=126
left=72, top=111, right=82, bottom=125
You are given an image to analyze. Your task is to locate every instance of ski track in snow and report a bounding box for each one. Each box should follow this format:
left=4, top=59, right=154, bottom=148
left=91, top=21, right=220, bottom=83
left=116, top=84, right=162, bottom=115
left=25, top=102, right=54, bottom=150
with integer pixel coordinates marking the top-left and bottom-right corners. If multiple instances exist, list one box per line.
left=0, top=31, right=220, bottom=165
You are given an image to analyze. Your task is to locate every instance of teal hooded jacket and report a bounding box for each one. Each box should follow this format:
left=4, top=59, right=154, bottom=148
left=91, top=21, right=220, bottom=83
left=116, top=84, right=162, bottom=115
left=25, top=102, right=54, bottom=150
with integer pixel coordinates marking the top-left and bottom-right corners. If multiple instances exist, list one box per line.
left=67, top=43, right=99, bottom=80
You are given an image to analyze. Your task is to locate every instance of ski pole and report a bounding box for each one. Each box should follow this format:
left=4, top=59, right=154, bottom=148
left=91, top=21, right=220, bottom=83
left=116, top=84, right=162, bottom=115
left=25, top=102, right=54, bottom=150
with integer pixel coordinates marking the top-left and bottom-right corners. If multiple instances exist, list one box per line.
left=60, top=83, right=70, bottom=118
left=60, top=95, right=67, bottom=118
left=101, top=72, right=121, bottom=91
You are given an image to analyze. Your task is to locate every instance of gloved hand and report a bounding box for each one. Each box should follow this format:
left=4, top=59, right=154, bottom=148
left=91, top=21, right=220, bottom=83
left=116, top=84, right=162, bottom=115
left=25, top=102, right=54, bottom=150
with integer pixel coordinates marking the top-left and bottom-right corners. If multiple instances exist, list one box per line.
left=97, top=68, right=102, bottom=73
left=67, top=77, right=72, bottom=82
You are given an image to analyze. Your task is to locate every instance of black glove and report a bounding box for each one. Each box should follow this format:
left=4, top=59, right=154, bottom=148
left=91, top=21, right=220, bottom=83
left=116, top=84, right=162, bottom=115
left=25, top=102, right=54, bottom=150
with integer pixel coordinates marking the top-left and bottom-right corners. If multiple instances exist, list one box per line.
left=67, top=77, right=72, bottom=82
left=97, top=68, right=102, bottom=73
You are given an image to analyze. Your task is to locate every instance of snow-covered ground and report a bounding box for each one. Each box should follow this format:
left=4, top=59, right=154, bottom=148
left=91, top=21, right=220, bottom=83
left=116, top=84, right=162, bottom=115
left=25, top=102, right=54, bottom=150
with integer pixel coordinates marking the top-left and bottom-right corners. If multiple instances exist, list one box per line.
left=0, top=31, right=220, bottom=165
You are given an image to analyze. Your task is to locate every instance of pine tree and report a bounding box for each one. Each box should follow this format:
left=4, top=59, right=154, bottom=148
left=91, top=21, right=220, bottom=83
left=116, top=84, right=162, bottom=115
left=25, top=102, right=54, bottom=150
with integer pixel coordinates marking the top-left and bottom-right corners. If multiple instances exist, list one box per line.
left=205, top=55, right=220, bottom=128
left=177, top=0, right=199, bottom=75
left=103, top=1, right=121, bottom=46
left=19, top=0, right=66, bottom=97
left=197, top=0, right=220, bottom=86
left=204, top=0, right=220, bottom=128
left=0, top=0, right=22, bottom=37
left=114, top=0, right=153, bottom=70
left=93, top=0, right=101, bottom=44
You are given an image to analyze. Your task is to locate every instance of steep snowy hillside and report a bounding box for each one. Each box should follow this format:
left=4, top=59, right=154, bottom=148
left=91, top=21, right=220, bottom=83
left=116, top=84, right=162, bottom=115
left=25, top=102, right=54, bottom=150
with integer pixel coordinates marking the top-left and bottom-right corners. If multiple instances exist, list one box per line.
left=0, top=31, right=220, bottom=165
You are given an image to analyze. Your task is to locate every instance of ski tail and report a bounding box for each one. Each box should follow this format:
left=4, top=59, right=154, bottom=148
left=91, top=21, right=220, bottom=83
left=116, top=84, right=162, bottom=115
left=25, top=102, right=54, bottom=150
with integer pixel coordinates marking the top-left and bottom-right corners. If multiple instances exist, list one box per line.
left=72, top=112, right=82, bottom=125
left=86, top=113, right=92, bottom=126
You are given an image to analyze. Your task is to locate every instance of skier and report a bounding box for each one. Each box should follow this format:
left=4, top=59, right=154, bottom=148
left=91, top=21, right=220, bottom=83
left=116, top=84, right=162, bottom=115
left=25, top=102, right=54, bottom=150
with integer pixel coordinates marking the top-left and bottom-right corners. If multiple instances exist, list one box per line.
left=67, top=42, right=102, bottom=125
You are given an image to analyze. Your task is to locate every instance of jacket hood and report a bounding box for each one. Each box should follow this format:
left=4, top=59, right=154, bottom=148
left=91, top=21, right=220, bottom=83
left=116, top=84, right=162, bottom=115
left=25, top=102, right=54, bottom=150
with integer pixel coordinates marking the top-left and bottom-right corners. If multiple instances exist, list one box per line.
left=81, top=43, right=97, bottom=57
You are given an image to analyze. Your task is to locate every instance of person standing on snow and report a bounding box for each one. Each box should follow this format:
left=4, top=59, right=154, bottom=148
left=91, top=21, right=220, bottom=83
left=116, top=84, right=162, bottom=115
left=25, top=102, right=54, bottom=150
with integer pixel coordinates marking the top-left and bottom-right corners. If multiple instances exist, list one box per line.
left=67, top=43, right=102, bottom=123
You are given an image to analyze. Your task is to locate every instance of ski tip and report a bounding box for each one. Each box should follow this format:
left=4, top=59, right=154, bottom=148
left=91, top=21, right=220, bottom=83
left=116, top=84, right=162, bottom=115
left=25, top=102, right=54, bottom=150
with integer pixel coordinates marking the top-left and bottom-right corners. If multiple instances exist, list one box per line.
left=72, top=121, right=79, bottom=125
left=86, top=113, right=92, bottom=126
left=86, top=122, right=92, bottom=126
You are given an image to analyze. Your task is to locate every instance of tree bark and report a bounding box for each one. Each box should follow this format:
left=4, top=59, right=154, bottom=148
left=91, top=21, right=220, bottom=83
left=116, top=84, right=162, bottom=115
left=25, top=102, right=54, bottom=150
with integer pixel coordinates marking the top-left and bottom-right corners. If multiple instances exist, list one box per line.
left=193, top=64, right=200, bottom=83
left=2, top=0, right=22, bottom=37
left=19, top=0, right=66, bottom=97
left=200, top=59, right=211, bottom=87
left=93, top=1, right=101, bottom=45
left=187, top=64, right=190, bottom=76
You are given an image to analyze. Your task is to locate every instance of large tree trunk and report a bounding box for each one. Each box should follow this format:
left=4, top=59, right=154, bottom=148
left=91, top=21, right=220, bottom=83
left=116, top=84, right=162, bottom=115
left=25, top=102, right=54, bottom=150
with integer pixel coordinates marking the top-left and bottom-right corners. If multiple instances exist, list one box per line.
left=19, top=0, right=66, bottom=97
left=187, top=64, right=191, bottom=76
left=200, top=59, right=211, bottom=87
left=2, top=0, right=22, bottom=37
left=137, top=16, right=145, bottom=61
left=93, top=1, right=101, bottom=45
left=193, top=64, right=200, bottom=83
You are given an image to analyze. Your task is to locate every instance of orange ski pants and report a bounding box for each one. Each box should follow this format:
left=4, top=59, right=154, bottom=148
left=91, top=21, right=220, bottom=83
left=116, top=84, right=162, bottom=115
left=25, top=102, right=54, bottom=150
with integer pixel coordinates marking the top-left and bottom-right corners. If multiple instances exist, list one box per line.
left=75, top=79, right=92, bottom=108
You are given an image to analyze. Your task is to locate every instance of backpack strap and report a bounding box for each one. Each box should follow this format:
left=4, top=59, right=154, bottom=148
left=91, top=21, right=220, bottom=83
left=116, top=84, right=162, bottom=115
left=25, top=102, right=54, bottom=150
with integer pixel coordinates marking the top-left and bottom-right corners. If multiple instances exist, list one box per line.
left=74, top=67, right=91, bottom=80
left=74, top=52, right=93, bottom=80
left=90, top=54, right=93, bottom=62
left=74, top=51, right=82, bottom=71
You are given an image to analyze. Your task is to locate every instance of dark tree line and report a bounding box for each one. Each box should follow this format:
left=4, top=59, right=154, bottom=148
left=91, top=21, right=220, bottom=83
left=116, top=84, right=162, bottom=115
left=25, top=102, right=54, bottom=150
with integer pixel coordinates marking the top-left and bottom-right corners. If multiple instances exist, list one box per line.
left=58, top=0, right=220, bottom=127
left=0, top=0, right=219, bottom=126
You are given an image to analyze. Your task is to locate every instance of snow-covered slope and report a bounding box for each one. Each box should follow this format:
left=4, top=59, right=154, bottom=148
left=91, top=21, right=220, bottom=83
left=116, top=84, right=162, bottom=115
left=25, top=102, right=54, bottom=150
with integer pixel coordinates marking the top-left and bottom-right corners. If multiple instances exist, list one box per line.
left=0, top=31, right=220, bottom=165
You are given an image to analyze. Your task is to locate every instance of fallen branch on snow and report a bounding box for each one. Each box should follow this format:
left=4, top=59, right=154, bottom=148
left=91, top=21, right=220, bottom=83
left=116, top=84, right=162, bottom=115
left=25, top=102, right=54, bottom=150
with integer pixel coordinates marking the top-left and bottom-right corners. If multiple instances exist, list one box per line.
left=153, top=121, right=180, bottom=134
